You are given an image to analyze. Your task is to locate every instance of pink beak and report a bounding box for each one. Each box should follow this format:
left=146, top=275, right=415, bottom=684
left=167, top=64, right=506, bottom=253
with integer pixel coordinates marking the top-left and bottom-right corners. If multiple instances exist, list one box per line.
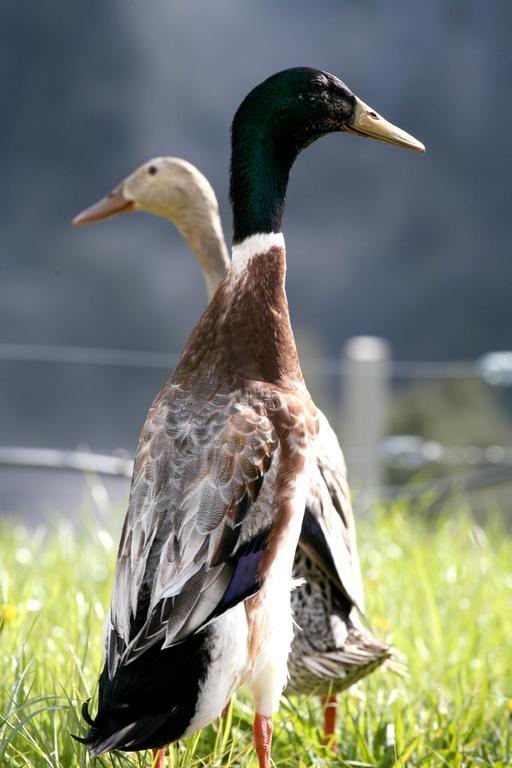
left=73, top=185, right=135, bottom=226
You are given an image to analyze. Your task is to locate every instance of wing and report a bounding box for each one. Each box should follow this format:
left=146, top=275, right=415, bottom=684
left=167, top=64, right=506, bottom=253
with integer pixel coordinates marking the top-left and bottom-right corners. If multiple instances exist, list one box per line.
left=105, top=386, right=278, bottom=675
left=298, top=410, right=365, bottom=612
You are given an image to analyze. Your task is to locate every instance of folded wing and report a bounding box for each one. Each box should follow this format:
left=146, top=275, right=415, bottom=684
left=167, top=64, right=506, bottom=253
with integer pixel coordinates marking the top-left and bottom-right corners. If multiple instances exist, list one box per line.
left=299, top=411, right=365, bottom=612
left=105, top=386, right=278, bottom=676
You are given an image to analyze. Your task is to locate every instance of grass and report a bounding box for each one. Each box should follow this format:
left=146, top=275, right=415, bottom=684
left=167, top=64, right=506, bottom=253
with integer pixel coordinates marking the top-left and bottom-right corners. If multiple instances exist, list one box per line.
left=0, top=493, right=511, bottom=767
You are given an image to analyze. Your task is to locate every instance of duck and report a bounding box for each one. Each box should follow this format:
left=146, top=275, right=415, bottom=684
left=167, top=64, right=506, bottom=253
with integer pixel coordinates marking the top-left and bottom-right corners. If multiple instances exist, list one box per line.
left=73, top=67, right=424, bottom=768
left=74, top=157, right=230, bottom=302
left=74, top=155, right=396, bottom=747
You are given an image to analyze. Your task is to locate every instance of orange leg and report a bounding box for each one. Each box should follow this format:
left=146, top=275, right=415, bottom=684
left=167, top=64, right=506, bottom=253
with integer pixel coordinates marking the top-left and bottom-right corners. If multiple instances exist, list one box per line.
left=321, top=694, right=338, bottom=749
left=151, top=747, right=166, bottom=768
left=253, top=712, right=273, bottom=768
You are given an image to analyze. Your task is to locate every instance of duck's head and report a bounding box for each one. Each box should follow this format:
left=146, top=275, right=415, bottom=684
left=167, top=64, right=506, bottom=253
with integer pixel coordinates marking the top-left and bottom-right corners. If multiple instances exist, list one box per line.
left=73, top=157, right=230, bottom=299
left=233, top=67, right=424, bottom=157
left=230, top=67, right=424, bottom=242
left=73, top=157, right=221, bottom=228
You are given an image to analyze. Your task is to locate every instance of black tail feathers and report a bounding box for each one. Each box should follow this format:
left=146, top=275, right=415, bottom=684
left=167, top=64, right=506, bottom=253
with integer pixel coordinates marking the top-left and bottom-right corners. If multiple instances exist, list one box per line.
left=73, top=628, right=212, bottom=755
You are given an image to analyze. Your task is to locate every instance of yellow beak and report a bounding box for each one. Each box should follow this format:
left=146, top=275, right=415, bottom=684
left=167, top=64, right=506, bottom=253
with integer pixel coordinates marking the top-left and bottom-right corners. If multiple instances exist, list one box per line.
left=72, top=185, right=135, bottom=226
left=346, top=96, right=425, bottom=153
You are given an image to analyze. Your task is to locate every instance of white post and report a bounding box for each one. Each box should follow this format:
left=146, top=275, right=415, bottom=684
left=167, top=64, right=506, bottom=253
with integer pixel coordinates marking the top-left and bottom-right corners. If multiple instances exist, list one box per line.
left=340, top=336, right=391, bottom=499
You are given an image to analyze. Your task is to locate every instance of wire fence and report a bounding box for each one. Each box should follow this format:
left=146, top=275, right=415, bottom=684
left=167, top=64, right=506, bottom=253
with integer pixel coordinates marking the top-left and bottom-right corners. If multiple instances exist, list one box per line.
left=2, top=342, right=512, bottom=382
left=2, top=341, right=512, bottom=504
left=2, top=445, right=512, bottom=507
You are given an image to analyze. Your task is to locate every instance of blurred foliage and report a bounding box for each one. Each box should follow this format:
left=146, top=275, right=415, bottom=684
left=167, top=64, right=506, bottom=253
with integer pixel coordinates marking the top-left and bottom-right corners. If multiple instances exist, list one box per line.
left=390, top=378, right=512, bottom=446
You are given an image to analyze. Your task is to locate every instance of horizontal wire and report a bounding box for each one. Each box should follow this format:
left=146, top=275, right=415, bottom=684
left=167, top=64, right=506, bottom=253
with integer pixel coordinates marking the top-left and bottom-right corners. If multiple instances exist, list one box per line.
left=381, top=464, right=512, bottom=502
left=0, top=342, right=489, bottom=380
left=0, top=446, right=133, bottom=478
left=1, top=447, right=511, bottom=506
left=380, top=437, right=512, bottom=468
left=2, top=440, right=512, bottom=483
left=0, top=343, right=180, bottom=371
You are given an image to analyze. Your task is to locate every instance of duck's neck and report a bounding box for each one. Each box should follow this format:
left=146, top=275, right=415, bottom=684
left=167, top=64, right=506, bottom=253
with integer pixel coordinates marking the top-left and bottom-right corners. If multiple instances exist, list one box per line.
left=230, top=136, right=295, bottom=245
left=229, top=233, right=302, bottom=384
left=174, top=214, right=230, bottom=302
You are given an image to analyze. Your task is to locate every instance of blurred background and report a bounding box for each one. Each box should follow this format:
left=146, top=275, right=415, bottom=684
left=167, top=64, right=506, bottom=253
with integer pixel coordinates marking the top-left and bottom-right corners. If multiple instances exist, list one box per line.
left=2, top=0, right=512, bottom=518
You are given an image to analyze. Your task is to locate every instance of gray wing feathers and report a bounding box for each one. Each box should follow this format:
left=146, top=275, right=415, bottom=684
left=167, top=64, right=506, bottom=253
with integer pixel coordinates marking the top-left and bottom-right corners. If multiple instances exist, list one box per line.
left=108, top=386, right=277, bottom=673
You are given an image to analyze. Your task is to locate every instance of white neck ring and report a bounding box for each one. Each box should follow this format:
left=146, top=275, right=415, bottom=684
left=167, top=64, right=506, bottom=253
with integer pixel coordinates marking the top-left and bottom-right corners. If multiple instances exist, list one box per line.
left=231, top=232, right=285, bottom=274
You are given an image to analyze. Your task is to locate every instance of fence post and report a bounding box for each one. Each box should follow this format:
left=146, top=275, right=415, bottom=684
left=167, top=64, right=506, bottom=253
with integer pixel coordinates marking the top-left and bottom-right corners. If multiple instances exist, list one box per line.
left=340, top=336, right=391, bottom=500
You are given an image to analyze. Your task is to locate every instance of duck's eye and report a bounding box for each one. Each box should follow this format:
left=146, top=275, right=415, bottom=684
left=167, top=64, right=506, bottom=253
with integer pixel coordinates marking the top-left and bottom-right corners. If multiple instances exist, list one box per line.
left=311, top=76, right=327, bottom=91
left=148, top=165, right=158, bottom=176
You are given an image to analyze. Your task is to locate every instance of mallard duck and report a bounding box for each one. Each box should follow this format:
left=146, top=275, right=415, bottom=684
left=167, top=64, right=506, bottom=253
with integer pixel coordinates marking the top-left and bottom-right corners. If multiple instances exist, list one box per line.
left=73, top=67, right=423, bottom=768
left=74, top=154, right=399, bottom=746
